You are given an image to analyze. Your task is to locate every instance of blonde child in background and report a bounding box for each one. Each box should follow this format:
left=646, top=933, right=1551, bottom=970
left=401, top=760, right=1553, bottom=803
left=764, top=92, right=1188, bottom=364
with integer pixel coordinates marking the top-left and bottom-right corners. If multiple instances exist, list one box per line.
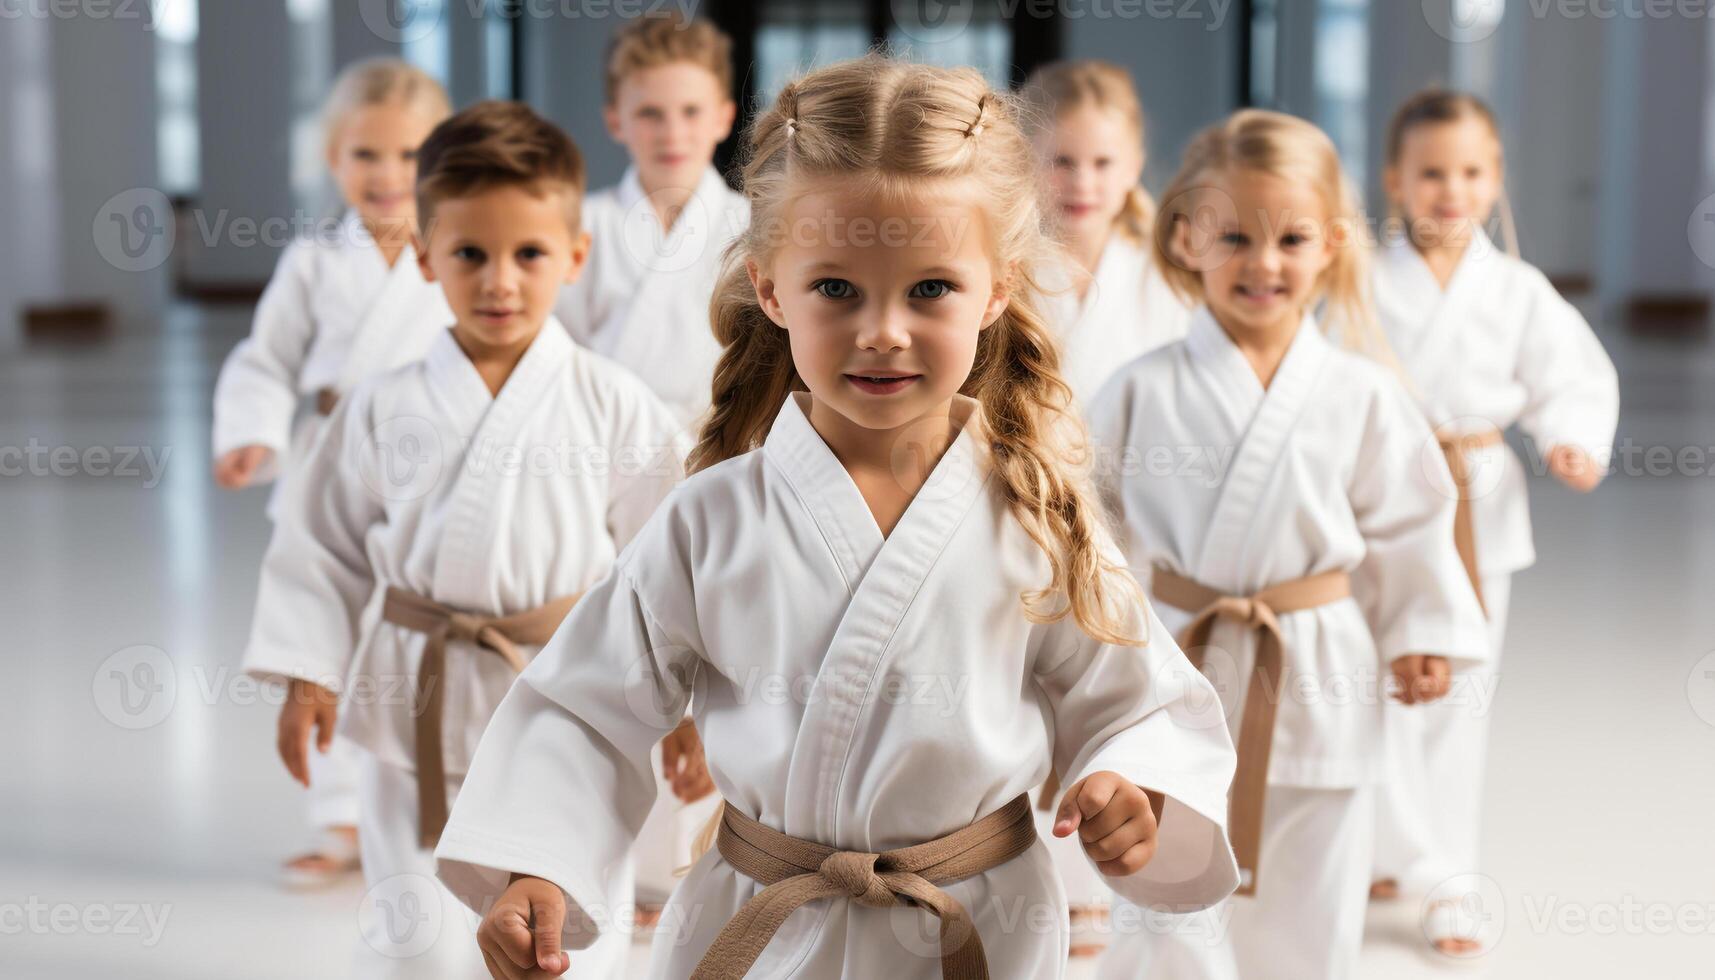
left=555, top=12, right=748, bottom=426
left=1369, top=89, right=1618, bottom=957
left=553, top=11, right=748, bottom=927
left=435, top=57, right=1241, bottom=980
left=210, top=57, right=451, bottom=888
left=244, top=101, right=694, bottom=977
left=1086, top=109, right=1490, bottom=980
left=1019, top=61, right=1195, bottom=958
left=1021, top=60, right=1191, bottom=410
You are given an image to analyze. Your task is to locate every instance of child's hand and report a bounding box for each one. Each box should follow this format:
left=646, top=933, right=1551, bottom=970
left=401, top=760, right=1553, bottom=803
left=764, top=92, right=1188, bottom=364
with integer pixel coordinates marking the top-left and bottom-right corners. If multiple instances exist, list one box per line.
left=477, top=875, right=569, bottom=979
left=214, top=445, right=274, bottom=489
left=1390, top=654, right=1452, bottom=704
left=1052, top=771, right=1160, bottom=876
left=661, top=718, right=714, bottom=804
left=1547, top=444, right=1603, bottom=492
left=277, top=678, right=338, bottom=787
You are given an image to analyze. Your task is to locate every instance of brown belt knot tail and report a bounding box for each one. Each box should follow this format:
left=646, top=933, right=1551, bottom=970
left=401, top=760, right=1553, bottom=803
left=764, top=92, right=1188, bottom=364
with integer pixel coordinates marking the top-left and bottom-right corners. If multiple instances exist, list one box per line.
left=1436, top=426, right=1503, bottom=618
left=691, top=794, right=1037, bottom=980
left=1150, top=565, right=1351, bottom=896
left=380, top=586, right=579, bottom=847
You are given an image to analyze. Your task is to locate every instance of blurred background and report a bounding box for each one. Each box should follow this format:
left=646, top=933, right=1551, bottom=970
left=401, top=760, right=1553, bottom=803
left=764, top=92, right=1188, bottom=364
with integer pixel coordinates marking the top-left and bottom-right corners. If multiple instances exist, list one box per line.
left=3, top=1, right=1713, bottom=978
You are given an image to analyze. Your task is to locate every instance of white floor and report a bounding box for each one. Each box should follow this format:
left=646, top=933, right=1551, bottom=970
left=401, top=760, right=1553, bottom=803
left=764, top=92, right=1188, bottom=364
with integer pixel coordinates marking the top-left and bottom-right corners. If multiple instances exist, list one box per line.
left=3, top=301, right=1713, bottom=979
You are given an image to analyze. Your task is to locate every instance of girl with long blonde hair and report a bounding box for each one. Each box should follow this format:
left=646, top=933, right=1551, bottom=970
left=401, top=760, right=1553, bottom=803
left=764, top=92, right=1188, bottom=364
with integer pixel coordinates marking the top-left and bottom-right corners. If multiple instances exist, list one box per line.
left=1020, top=60, right=1191, bottom=407
left=435, top=56, right=1242, bottom=980
left=1085, top=109, right=1489, bottom=980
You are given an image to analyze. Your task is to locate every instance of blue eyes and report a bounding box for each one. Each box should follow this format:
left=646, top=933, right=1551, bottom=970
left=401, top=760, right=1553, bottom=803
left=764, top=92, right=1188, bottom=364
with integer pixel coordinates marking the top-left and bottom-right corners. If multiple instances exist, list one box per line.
left=812, top=279, right=956, bottom=301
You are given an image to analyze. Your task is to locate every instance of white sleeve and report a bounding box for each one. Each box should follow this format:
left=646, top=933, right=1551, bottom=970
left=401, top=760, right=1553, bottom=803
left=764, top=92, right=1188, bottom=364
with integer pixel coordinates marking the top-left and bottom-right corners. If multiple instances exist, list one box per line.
left=1032, top=585, right=1240, bottom=912
left=240, top=384, right=384, bottom=689
left=211, top=242, right=318, bottom=475
left=435, top=545, right=702, bottom=950
left=1348, top=376, right=1490, bottom=669
left=1513, top=271, right=1620, bottom=459
left=604, top=380, right=690, bottom=550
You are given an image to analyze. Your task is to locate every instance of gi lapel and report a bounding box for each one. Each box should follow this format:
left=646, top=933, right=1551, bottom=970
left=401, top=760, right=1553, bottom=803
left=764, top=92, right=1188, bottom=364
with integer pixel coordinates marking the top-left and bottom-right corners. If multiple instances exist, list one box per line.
left=1191, top=312, right=1330, bottom=588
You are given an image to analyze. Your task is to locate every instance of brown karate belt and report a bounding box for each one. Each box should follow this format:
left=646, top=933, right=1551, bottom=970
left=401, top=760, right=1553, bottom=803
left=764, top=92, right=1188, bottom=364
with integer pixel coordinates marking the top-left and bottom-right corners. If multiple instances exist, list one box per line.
left=380, top=586, right=579, bottom=847
left=1436, top=426, right=1504, bottom=618
left=691, top=794, right=1037, bottom=980
left=1150, top=565, right=1351, bottom=897
left=314, top=387, right=340, bottom=416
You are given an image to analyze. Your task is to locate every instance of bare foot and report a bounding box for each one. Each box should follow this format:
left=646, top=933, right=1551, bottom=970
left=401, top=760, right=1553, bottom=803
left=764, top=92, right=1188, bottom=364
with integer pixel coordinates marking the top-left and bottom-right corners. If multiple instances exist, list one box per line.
left=1369, top=878, right=1400, bottom=901
left=1067, top=904, right=1109, bottom=959
left=1433, top=936, right=1484, bottom=957
left=635, top=904, right=664, bottom=930
left=280, top=826, right=361, bottom=889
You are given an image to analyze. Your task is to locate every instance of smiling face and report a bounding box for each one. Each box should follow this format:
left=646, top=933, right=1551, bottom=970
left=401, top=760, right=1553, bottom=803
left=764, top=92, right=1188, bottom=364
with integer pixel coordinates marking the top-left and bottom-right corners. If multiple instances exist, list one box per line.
left=417, top=184, right=590, bottom=358
left=1039, top=105, right=1144, bottom=244
left=748, top=178, right=1011, bottom=437
left=1385, top=115, right=1503, bottom=249
left=328, top=102, right=440, bottom=229
left=1173, top=168, right=1335, bottom=341
left=604, top=62, right=736, bottom=193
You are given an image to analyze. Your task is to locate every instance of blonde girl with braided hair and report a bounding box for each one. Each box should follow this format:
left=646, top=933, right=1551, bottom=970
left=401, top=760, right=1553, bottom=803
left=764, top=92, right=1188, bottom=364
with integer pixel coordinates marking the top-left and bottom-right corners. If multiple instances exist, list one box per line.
left=1084, top=109, right=1490, bottom=980
left=435, top=56, right=1241, bottom=980
left=1020, top=60, right=1192, bottom=409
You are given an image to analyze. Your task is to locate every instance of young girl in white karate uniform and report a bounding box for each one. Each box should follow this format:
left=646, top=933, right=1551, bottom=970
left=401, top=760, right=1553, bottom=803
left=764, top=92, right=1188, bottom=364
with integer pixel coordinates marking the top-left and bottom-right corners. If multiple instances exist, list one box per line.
left=1086, top=109, right=1491, bottom=980
left=1019, top=61, right=1194, bottom=957
left=1021, top=60, right=1191, bottom=410
left=246, top=102, right=691, bottom=978
left=1369, top=90, right=1619, bottom=957
left=434, top=57, right=1244, bottom=980
left=210, top=58, right=451, bottom=888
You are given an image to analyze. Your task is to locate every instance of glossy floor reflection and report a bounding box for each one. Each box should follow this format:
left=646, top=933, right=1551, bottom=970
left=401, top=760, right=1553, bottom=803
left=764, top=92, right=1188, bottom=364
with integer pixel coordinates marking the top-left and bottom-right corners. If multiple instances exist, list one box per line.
left=3, top=301, right=1712, bottom=978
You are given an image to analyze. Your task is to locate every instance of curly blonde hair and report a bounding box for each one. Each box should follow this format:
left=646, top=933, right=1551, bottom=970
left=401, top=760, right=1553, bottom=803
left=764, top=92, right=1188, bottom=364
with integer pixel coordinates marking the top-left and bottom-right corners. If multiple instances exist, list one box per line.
left=689, top=55, right=1143, bottom=647
left=1154, top=108, right=1387, bottom=358
left=1020, top=59, right=1156, bottom=245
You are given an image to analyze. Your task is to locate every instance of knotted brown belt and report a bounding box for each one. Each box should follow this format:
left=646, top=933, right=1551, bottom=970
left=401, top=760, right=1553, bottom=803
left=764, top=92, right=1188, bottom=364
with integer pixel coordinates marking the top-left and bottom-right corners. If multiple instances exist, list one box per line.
left=691, top=794, right=1037, bottom=980
left=380, top=586, right=579, bottom=847
left=1437, top=426, right=1503, bottom=617
left=1150, top=565, right=1351, bottom=897
left=315, top=387, right=339, bottom=416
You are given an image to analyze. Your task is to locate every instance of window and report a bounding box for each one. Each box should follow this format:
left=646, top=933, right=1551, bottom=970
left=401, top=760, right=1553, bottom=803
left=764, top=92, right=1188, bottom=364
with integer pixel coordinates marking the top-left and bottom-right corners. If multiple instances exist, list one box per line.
left=155, top=0, right=198, bottom=196
left=1315, top=0, right=1369, bottom=188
